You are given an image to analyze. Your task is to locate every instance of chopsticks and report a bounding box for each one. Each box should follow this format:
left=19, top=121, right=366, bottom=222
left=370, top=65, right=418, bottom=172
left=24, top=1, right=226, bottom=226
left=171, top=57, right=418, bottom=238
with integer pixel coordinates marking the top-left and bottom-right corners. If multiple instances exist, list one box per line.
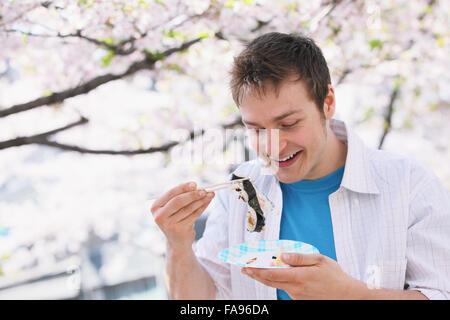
left=147, top=177, right=251, bottom=201
left=204, top=177, right=250, bottom=192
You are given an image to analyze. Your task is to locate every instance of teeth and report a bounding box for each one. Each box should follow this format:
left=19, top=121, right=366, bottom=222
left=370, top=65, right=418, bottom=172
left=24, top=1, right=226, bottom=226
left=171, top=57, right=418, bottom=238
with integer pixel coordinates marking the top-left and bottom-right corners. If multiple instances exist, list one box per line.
left=272, top=151, right=300, bottom=162
left=280, top=154, right=294, bottom=161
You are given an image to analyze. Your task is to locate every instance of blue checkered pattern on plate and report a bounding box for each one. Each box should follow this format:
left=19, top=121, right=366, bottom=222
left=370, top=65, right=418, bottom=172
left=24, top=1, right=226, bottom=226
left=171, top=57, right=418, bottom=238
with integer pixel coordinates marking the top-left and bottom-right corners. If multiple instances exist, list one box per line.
left=218, top=239, right=319, bottom=268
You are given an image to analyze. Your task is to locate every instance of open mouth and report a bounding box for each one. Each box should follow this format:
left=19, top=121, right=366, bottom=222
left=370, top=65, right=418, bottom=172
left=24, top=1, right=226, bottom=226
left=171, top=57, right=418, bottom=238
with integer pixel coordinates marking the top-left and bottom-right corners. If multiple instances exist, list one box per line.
left=271, top=150, right=303, bottom=168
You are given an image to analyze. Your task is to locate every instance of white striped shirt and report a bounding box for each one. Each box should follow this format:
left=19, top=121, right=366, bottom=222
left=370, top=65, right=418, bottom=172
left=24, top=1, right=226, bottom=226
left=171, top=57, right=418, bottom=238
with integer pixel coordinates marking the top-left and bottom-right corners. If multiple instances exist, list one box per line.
left=193, top=118, right=450, bottom=300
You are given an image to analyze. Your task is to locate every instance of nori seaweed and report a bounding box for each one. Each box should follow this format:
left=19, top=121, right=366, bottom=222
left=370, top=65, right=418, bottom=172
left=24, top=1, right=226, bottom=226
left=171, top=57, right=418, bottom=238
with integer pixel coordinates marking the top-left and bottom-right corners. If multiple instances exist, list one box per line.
left=231, top=174, right=265, bottom=232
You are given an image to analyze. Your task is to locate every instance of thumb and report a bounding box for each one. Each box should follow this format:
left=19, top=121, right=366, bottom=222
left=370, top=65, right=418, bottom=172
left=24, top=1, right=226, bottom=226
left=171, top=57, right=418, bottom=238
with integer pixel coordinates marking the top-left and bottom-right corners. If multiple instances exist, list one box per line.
left=281, top=253, right=323, bottom=266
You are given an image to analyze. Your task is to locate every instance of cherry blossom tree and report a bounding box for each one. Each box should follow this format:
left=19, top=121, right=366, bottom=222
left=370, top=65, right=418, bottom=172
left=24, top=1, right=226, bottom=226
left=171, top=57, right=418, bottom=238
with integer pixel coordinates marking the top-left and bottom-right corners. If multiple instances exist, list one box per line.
left=1, top=0, right=447, bottom=153
left=0, top=0, right=448, bottom=294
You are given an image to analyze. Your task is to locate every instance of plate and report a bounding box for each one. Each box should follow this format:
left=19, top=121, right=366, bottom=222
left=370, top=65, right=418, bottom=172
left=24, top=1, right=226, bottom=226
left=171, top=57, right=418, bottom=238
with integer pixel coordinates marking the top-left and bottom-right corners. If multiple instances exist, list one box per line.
left=218, top=239, right=319, bottom=269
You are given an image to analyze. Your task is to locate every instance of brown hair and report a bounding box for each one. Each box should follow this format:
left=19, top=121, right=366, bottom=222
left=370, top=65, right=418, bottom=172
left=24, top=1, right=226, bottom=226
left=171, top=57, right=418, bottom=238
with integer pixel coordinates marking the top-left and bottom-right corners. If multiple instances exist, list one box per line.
left=230, top=32, right=331, bottom=114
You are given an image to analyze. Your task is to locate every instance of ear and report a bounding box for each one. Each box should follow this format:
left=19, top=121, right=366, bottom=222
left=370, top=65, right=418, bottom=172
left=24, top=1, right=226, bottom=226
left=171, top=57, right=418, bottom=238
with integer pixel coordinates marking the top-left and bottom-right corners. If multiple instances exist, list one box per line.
left=323, top=84, right=336, bottom=120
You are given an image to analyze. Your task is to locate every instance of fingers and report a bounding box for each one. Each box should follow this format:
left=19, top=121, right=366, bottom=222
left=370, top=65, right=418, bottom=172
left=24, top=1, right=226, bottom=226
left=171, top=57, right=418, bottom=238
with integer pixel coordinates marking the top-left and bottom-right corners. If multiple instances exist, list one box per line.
left=175, top=192, right=215, bottom=223
left=164, top=189, right=208, bottom=216
left=241, top=268, right=292, bottom=291
left=152, top=188, right=214, bottom=232
left=240, top=254, right=321, bottom=284
left=242, top=267, right=297, bottom=284
left=151, top=181, right=196, bottom=210
left=180, top=192, right=214, bottom=224
left=149, top=182, right=214, bottom=250
left=281, top=253, right=324, bottom=267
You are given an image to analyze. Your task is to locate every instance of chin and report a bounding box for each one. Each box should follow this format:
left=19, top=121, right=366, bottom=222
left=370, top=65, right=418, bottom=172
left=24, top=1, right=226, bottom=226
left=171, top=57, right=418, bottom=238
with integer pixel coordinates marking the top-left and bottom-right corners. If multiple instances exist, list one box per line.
left=271, top=150, right=308, bottom=183
left=274, top=158, right=308, bottom=183
left=275, top=171, right=303, bottom=184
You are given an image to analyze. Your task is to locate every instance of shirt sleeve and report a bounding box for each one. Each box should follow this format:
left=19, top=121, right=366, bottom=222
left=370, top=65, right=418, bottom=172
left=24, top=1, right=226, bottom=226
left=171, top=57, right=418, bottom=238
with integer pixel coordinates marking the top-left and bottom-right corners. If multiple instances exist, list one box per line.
left=193, top=188, right=232, bottom=300
left=405, top=161, right=450, bottom=300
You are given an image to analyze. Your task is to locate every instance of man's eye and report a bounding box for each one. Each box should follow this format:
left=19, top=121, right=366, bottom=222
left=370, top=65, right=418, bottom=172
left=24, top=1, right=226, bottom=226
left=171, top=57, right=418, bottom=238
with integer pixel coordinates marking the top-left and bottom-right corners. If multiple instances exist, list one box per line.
left=281, top=121, right=299, bottom=128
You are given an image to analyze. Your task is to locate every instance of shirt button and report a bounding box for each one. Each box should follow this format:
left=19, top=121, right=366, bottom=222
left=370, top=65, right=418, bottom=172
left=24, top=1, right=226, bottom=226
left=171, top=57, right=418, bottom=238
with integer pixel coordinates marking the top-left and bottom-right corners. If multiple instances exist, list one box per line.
left=353, top=199, right=359, bottom=205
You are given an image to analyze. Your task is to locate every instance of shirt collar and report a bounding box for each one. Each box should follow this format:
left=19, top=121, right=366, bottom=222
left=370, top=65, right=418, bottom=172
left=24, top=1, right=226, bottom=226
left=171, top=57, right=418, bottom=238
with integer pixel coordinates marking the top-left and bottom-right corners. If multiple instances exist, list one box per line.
left=330, top=118, right=380, bottom=194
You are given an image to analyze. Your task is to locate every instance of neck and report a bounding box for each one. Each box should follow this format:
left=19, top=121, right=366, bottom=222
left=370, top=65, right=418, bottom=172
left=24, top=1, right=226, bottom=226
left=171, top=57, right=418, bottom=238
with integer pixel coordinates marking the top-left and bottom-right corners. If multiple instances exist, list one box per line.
left=306, top=124, right=348, bottom=180
left=327, top=125, right=348, bottom=171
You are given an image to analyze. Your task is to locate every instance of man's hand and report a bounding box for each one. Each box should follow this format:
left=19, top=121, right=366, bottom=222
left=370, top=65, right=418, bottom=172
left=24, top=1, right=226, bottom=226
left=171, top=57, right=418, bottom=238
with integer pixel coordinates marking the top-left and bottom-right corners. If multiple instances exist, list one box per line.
left=150, top=182, right=215, bottom=252
left=241, top=253, right=366, bottom=300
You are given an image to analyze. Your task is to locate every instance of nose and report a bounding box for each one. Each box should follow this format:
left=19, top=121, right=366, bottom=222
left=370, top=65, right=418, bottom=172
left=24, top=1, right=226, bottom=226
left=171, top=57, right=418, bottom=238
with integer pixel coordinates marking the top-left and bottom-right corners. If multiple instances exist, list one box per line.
left=266, top=129, right=287, bottom=159
left=250, top=128, right=284, bottom=158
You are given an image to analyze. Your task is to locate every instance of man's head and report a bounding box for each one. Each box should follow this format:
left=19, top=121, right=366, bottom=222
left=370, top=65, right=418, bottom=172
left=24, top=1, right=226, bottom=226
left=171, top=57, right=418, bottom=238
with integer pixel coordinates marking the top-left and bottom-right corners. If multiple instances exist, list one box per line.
left=230, top=32, right=338, bottom=183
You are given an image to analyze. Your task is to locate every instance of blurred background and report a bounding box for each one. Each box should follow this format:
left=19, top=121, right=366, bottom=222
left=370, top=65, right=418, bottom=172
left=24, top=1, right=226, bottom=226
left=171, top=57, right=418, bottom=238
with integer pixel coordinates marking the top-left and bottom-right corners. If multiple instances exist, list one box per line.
left=0, top=0, right=449, bottom=299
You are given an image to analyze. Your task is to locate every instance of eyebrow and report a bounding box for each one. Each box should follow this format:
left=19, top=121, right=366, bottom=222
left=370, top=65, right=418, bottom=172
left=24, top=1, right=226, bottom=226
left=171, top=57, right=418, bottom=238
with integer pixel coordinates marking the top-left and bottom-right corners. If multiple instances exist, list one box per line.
left=242, top=110, right=304, bottom=127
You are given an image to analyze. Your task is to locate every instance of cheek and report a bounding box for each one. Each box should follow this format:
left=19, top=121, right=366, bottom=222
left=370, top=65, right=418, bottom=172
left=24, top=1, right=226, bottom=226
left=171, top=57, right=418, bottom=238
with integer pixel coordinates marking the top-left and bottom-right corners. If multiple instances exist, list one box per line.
left=285, top=128, right=312, bottom=149
left=287, top=128, right=323, bottom=161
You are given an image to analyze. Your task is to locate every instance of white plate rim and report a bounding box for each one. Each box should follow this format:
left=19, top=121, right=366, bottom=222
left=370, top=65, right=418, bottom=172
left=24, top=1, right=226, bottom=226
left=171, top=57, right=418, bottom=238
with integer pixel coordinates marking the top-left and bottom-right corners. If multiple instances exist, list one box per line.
left=218, top=239, right=319, bottom=269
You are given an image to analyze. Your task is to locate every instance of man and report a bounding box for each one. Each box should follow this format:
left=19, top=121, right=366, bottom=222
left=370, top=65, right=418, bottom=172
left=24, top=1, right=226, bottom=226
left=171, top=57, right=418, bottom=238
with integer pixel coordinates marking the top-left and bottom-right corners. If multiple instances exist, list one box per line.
left=150, top=32, right=450, bottom=299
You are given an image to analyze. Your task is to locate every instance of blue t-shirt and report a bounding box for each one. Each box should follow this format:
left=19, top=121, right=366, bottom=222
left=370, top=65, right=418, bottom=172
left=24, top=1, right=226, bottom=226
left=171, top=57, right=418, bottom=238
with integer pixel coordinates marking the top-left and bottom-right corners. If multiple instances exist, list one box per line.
left=277, top=165, right=345, bottom=300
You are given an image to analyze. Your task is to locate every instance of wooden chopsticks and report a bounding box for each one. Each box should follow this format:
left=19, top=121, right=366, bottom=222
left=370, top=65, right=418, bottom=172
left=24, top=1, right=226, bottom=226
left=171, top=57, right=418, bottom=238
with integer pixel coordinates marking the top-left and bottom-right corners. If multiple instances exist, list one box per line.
left=203, top=177, right=250, bottom=192
left=147, top=177, right=251, bottom=201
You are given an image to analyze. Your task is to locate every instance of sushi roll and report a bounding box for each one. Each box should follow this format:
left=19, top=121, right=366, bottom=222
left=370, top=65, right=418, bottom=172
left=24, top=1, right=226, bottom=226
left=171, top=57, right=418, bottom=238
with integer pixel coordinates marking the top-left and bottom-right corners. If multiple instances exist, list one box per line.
left=256, top=191, right=275, bottom=215
left=231, top=174, right=266, bottom=232
left=246, top=209, right=258, bottom=232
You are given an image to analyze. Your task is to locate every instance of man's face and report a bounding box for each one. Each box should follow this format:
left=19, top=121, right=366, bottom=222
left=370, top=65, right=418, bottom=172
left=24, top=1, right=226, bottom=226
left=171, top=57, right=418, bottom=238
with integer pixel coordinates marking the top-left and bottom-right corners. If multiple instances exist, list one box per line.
left=240, top=79, right=333, bottom=183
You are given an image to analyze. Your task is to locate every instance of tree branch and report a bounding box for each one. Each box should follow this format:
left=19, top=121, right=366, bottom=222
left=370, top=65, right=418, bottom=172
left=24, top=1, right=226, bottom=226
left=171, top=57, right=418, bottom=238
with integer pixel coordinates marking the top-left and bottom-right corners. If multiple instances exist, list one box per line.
left=4, top=28, right=138, bottom=56
left=0, top=116, right=88, bottom=150
left=378, top=82, right=400, bottom=149
left=335, top=67, right=352, bottom=86
left=36, top=139, right=180, bottom=155
left=0, top=4, right=41, bottom=28
left=322, top=0, right=344, bottom=20
left=0, top=116, right=243, bottom=155
left=376, top=0, right=437, bottom=149
left=3, top=1, right=218, bottom=56
left=0, top=37, right=203, bottom=118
